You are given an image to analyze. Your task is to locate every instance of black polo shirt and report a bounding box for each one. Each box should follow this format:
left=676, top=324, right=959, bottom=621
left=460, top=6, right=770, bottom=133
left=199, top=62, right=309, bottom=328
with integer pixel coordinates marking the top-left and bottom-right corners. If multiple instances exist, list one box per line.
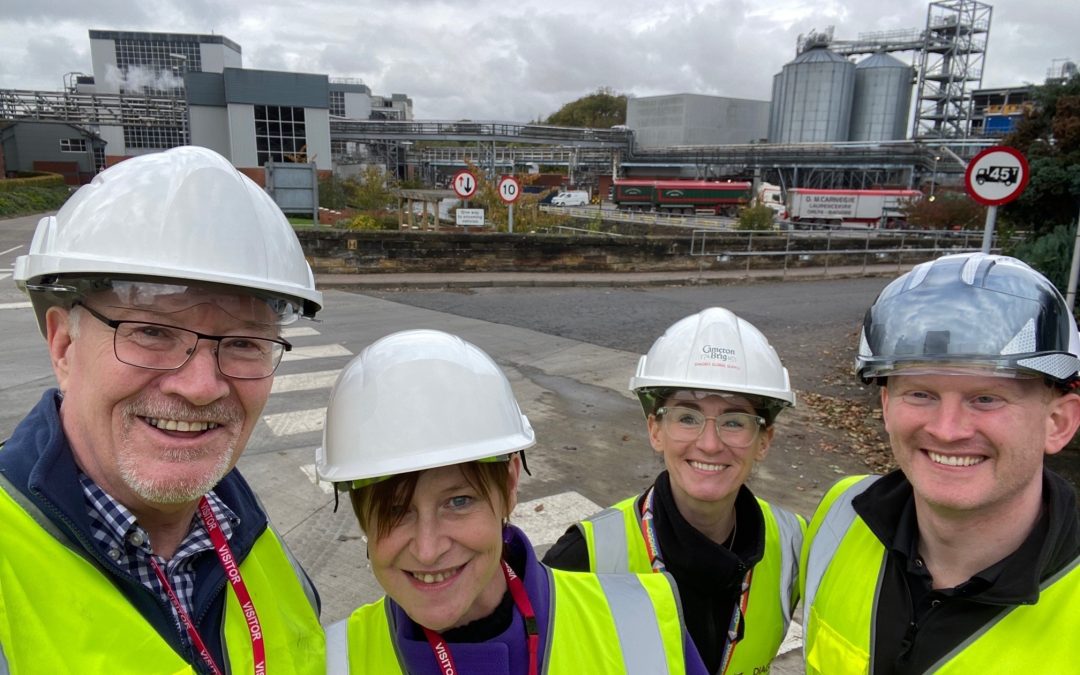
left=851, top=468, right=1079, bottom=674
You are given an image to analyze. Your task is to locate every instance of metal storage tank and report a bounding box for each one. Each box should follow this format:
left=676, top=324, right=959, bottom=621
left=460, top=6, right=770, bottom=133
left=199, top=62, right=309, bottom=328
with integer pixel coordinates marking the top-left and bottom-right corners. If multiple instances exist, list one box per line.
left=769, top=46, right=855, bottom=143
left=850, top=52, right=913, bottom=141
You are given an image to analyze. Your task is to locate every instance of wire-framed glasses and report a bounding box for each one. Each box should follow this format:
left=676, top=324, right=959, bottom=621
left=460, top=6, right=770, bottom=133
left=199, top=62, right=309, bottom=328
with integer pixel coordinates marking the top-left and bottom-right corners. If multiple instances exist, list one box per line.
left=76, top=302, right=291, bottom=380
left=656, top=406, right=766, bottom=448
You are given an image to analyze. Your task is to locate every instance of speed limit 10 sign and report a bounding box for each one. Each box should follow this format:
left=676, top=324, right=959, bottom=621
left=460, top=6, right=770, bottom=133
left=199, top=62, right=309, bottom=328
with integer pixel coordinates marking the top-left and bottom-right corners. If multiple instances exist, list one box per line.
left=964, top=146, right=1030, bottom=206
left=498, top=175, right=521, bottom=204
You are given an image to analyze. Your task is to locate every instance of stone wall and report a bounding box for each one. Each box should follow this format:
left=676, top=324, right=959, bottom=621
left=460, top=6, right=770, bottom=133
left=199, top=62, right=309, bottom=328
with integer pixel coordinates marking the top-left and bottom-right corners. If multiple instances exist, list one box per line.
left=298, top=229, right=939, bottom=274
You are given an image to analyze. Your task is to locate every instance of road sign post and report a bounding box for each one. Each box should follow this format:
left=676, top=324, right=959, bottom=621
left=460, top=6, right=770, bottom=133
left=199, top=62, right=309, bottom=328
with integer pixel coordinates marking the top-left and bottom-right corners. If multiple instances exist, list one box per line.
left=964, top=146, right=1030, bottom=253
left=498, top=175, right=521, bottom=233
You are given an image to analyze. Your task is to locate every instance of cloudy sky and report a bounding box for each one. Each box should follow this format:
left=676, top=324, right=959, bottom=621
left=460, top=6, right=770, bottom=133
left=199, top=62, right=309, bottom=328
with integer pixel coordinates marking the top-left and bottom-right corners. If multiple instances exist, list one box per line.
left=1, top=0, right=1075, bottom=122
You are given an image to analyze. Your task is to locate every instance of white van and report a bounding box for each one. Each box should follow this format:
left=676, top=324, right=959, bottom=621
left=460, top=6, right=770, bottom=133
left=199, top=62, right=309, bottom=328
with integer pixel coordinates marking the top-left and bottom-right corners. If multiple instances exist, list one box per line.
left=550, top=190, right=590, bottom=207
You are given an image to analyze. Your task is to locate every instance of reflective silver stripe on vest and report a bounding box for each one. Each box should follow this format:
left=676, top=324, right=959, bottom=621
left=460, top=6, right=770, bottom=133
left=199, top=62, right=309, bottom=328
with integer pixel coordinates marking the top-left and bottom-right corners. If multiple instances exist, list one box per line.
left=771, top=505, right=804, bottom=630
left=324, top=618, right=350, bottom=674
left=582, top=507, right=631, bottom=573
left=802, top=475, right=879, bottom=629
left=925, top=553, right=1080, bottom=671
left=597, top=573, right=675, bottom=675
left=0, top=640, right=8, bottom=675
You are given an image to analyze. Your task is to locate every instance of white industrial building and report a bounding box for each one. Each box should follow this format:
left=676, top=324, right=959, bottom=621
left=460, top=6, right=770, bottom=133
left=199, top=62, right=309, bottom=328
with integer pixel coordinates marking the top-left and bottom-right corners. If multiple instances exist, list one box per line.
left=626, top=94, right=771, bottom=149
left=72, top=29, right=411, bottom=173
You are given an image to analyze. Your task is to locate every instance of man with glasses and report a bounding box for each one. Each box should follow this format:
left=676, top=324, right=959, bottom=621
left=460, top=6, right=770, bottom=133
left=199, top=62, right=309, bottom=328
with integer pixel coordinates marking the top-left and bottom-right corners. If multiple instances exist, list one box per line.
left=800, top=253, right=1080, bottom=673
left=544, top=307, right=805, bottom=675
left=1, top=147, right=326, bottom=673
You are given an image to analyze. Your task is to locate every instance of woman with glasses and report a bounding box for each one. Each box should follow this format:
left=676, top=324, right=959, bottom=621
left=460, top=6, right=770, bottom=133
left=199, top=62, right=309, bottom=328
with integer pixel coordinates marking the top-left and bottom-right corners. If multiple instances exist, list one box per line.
left=544, top=308, right=805, bottom=675
left=320, top=329, right=708, bottom=674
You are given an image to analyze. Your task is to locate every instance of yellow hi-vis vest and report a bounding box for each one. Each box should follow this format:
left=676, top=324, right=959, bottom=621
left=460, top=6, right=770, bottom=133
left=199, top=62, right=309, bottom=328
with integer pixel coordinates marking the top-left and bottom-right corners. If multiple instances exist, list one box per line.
left=328, top=568, right=688, bottom=674
left=801, top=475, right=1080, bottom=674
left=0, top=480, right=325, bottom=675
left=577, top=494, right=804, bottom=675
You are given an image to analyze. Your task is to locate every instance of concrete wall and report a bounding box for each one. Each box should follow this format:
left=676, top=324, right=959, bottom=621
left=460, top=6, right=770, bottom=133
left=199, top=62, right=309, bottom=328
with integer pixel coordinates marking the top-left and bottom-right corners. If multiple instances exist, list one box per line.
left=344, top=91, right=372, bottom=119
left=227, top=103, right=257, bottom=167
left=201, top=41, right=242, bottom=72
left=190, top=105, right=231, bottom=158
left=89, top=38, right=119, bottom=93
left=297, top=230, right=914, bottom=275
left=305, top=107, right=332, bottom=170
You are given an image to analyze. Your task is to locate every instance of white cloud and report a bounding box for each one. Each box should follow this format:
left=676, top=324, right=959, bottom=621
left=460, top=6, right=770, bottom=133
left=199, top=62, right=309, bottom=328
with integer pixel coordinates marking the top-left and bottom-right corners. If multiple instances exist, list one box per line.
left=0, top=1, right=1074, bottom=121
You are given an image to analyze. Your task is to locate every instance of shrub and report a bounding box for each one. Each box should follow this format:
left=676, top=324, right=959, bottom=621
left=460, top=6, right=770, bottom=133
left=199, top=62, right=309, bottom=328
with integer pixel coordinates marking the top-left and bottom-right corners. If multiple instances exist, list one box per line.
left=736, top=204, right=776, bottom=231
left=0, top=172, right=66, bottom=192
left=345, top=213, right=382, bottom=230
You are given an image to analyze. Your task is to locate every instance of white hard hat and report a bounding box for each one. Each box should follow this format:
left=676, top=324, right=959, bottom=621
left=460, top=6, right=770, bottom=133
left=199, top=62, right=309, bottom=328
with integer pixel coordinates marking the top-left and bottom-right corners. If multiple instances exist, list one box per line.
left=629, top=308, right=795, bottom=422
left=316, top=329, right=536, bottom=485
left=14, top=146, right=322, bottom=334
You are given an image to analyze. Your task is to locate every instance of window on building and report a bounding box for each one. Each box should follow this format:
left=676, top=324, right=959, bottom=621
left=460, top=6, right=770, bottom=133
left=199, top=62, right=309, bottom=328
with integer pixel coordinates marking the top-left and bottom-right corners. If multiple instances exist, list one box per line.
left=329, top=91, right=345, bottom=117
left=255, top=105, right=308, bottom=165
left=60, top=138, right=88, bottom=153
left=124, top=125, right=184, bottom=149
left=114, top=38, right=201, bottom=96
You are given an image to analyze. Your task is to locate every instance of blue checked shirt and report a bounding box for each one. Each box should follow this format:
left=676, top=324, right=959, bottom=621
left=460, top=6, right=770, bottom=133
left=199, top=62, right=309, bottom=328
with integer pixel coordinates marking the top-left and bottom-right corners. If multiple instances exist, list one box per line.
left=80, top=472, right=239, bottom=644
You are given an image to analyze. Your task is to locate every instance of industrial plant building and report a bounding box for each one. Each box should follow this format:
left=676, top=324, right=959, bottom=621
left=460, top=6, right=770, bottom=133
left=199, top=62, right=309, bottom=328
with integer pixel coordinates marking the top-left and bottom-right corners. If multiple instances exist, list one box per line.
left=1, top=29, right=412, bottom=178
left=626, top=94, right=770, bottom=149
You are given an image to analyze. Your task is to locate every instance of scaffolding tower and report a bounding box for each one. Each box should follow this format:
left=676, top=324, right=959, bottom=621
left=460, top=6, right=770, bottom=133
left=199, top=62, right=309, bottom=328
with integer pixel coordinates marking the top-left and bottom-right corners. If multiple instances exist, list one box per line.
left=912, top=0, right=992, bottom=138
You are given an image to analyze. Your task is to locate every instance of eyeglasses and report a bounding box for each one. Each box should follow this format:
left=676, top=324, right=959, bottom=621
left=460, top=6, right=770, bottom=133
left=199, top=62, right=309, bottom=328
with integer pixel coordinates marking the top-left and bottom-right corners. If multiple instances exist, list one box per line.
left=655, top=406, right=766, bottom=448
left=75, top=302, right=291, bottom=380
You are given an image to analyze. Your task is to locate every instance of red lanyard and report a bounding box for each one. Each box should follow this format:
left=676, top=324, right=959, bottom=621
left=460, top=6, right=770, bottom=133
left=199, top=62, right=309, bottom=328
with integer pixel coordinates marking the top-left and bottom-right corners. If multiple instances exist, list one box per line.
left=422, top=559, right=539, bottom=675
left=639, top=486, right=752, bottom=675
left=148, top=496, right=266, bottom=675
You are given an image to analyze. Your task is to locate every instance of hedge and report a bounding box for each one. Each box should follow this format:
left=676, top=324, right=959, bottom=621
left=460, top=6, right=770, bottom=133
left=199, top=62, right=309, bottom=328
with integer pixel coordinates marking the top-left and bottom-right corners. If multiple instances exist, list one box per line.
left=0, top=172, right=66, bottom=193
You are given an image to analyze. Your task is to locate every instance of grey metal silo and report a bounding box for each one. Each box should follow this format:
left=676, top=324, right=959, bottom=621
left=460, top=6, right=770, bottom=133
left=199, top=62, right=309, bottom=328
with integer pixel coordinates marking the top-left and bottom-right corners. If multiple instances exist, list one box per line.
left=768, top=72, right=783, bottom=142
left=850, top=52, right=913, bottom=141
left=770, top=47, right=855, bottom=143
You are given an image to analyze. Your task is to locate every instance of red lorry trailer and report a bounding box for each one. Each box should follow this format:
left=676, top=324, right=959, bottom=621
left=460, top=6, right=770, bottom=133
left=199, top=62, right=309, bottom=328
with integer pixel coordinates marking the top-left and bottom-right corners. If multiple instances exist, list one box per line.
left=612, top=179, right=753, bottom=216
left=785, top=188, right=922, bottom=228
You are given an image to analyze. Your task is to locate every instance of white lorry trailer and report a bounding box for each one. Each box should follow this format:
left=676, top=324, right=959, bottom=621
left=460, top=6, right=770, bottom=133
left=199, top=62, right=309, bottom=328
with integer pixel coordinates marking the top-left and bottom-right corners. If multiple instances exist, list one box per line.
left=785, top=188, right=921, bottom=228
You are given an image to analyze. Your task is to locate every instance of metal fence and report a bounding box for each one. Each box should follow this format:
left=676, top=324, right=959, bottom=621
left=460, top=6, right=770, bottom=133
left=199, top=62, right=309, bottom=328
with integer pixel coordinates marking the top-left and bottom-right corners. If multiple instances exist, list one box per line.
left=690, top=228, right=992, bottom=278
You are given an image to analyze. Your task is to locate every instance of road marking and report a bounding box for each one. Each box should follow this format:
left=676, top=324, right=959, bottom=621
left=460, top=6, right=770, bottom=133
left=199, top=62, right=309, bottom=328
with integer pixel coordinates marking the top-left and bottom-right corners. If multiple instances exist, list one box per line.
left=0, top=301, right=31, bottom=310
left=282, top=344, right=352, bottom=361
left=263, top=407, right=326, bottom=436
left=778, top=620, right=804, bottom=655
left=0, top=246, right=23, bottom=256
left=271, top=369, right=340, bottom=394
left=300, top=464, right=335, bottom=495
left=513, top=492, right=602, bottom=546
left=282, top=326, right=320, bottom=338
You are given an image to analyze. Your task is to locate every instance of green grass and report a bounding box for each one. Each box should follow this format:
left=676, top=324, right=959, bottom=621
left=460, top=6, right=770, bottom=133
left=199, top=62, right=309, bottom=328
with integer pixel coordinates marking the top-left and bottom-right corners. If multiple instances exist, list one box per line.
left=0, top=186, right=72, bottom=219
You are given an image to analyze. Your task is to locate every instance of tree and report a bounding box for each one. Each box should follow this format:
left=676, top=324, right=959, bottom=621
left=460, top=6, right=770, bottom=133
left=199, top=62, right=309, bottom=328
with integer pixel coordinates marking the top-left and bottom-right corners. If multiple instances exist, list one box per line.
left=545, top=88, right=627, bottom=128
left=348, top=165, right=396, bottom=211
left=1006, top=222, right=1076, bottom=292
left=902, top=192, right=985, bottom=230
left=1001, top=74, right=1080, bottom=237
